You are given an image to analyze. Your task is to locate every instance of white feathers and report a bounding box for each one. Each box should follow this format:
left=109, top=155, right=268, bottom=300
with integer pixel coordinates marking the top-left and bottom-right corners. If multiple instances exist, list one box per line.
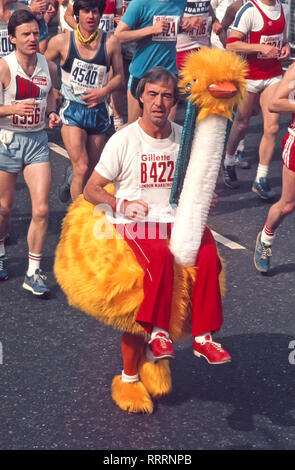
left=169, top=115, right=227, bottom=266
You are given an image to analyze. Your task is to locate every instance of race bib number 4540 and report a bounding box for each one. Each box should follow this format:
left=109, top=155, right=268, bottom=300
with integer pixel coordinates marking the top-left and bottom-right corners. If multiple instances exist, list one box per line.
left=70, top=59, right=107, bottom=95
left=152, top=16, right=179, bottom=42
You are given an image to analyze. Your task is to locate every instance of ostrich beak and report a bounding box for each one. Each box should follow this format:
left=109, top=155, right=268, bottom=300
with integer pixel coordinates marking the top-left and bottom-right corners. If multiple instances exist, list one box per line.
left=208, top=81, right=237, bottom=99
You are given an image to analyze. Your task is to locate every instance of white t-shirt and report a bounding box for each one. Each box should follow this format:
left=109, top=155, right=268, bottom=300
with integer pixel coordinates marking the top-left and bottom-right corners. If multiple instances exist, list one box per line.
left=95, top=119, right=182, bottom=224
left=231, top=0, right=289, bottom=35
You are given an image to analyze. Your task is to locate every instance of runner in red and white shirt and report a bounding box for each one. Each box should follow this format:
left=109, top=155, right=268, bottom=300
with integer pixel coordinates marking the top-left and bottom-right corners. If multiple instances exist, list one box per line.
left=83, top=67, right=231, bottom=381
left=224, top=0, right=290, bottom=200
left=254, top=62, right=295, bottom=272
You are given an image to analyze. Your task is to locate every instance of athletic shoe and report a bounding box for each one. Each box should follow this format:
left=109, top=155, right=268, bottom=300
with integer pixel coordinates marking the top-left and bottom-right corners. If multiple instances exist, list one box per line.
left=252, top=177, right=275, bottom=200
left=23, top=269, right=50, bottom=296
left=235, top=150, right=250, bottom=169
left=147, top=333, right=175, bottom=361
left=223, top=163, right=239, bottom=189
left=58, top=165, right=73, bottom=203
left=0, top=258, right=8, bottom=281
left=193, top=335, right=231, bottom=364
left=254, top=231, right=272, bottom=273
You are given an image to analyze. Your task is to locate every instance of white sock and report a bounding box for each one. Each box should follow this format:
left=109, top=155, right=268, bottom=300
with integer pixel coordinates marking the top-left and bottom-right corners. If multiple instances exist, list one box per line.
left=194, top=332, right=212, bottom=343
left=224, top=153, right=236, bottom=166
left=121, top=370, right=139, bottom=383
left=255, top=164, right=269, bottom=182
left=0, top=237, right=5, bottom=257
left=150, top=326, right=169, bottom=341
left=261, top=224, right=275, bottom=246
left=27, top=252, right=42, bottom=277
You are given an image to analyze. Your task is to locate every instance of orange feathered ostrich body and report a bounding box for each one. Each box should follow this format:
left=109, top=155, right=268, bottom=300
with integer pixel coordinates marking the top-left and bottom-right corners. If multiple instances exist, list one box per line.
left=54, top=48, right=247, bottom=413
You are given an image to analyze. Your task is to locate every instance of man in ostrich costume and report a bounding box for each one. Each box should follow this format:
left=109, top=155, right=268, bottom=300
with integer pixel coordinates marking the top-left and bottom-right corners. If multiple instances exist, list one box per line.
left=54, top=48, right=247, bottom=413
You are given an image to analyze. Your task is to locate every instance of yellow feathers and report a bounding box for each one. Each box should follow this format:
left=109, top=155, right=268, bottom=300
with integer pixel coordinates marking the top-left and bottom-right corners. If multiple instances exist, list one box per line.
left=178, top=47, right=247, bottom=120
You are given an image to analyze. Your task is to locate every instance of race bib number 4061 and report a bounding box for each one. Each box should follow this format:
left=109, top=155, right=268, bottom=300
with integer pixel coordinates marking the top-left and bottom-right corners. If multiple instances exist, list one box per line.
left=70, top=59, right=107, bottom=95
left=139, top=153, right=175, bottom=188
left=152, top=16, right=179, bottom=42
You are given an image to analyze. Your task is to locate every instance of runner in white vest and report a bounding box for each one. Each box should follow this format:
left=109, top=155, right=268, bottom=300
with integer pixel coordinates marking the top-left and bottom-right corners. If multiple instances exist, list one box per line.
left=0, top=9, right=61, bottom=293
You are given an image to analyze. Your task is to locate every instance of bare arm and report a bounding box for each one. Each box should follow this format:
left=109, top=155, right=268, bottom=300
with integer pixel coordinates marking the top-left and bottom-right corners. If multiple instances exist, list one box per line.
left=114, top=18, right=170, bottom=44
left=84, top=170, right=148, bottom=220
left=45, top=32, right=68, bottom=62
left=268, top=63, right=295, bottom=114
left=46, top=61, right=61, bottom=128
left=64, top=2, right=77, bottom=30
left=226, top=29, right=280, bottom=58
left=84, top=171, right=116, bottom=210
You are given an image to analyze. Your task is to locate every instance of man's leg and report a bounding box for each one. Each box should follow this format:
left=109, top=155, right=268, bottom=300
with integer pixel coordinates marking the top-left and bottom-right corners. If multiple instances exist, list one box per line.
left=224, top=91, right=257, bottom=189
left=127, top=89, right=142, bottom=125
left=254, top=165, right=295, bottom=273
left=0, top=170, right=17, bottom=280
left=22, top=162, right=51, bottom=295
left=252, top=83, right=280, bottom=200
left=86, top=133, right=106, bottom=179
left=61, top=125, right=89, bottom=201
left=191, top=227, right=231, bottom=364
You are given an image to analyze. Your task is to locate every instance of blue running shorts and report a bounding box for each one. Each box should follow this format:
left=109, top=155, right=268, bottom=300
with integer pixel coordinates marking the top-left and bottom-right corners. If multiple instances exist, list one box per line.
left=60, top=99, right=111, bottom=135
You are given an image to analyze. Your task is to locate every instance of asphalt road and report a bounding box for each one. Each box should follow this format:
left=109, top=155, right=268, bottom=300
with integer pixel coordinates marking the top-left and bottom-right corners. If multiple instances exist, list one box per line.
left=0, top=100, right=295, bottom=452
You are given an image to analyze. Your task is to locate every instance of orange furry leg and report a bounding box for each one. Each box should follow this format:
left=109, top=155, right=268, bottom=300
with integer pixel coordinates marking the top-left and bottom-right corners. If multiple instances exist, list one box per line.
left=138, top=356, right=172, bottom=398
left=111, top=332, right=153, bottom=414
left=111, top=376, right=153, bottom=414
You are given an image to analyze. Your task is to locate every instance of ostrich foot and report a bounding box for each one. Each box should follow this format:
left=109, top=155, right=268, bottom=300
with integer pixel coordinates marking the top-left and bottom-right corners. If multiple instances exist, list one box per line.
left=111, top=375, right=153, bottom=414
left=138, top=357, right=172, bottom=398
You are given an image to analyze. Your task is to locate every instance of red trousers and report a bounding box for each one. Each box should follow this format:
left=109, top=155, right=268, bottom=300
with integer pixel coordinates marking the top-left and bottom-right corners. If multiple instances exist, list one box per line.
left=115, top=223, right=223, bottom=336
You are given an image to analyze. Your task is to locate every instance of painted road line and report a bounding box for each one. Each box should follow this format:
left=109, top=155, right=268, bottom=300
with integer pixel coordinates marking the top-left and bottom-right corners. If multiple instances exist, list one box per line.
left=48, top=142, right=69, bottom=159
left=211, top=230, right=246, bottom=250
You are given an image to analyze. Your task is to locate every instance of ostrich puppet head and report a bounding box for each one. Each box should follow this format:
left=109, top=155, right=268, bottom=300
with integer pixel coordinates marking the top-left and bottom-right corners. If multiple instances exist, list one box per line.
left=179, top=46, right=247, bottom=121
left=169, top=47, right=247, bottom=266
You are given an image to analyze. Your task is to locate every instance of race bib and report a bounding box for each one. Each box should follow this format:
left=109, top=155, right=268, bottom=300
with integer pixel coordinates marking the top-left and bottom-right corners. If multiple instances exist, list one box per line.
left=99, top=14, right=115, bottom=33
left=152, top=16, right=179, bottom=42
left=257, top=33, right=283, bottom=59
left=0, top=30, right=13, bottom=57
left=139, top=153, right=175, bottom=189
left=188, top=17, right=212, bottom=39
left=12, top=99, right=46, bottom=130
left=70, top=59, right=107, bottom=95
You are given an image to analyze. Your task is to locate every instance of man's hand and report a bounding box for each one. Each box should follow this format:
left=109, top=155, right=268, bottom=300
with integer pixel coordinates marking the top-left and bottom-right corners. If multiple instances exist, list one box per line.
left=259, top=44, right=280, bottom=59
left=13, top=100, right=37, bottom=116
left=212, top=20, right=223, bottom=35
left=152, top=18, right=170, bottom=35
left=124, top=200, right=149, bottom=221
left=52, top=88, right=63, bottom=107
left=30, top=0, right=47, bottom=15
left=278, top=43, right=291, bottom=61
left=48, top=111, right=61, bottom=129
left=81, top=89, right=106, bottom=108
left=181, top=16, right=203, bottom=31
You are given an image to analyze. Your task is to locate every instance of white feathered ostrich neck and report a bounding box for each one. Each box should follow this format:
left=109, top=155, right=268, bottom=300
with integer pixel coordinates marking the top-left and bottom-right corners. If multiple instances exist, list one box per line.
left=169, top=47, right=247, bottom=266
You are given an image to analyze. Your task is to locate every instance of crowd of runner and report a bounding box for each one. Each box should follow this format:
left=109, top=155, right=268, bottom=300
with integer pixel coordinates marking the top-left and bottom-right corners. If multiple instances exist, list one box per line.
left=0, top=0, right=293, bottom=313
